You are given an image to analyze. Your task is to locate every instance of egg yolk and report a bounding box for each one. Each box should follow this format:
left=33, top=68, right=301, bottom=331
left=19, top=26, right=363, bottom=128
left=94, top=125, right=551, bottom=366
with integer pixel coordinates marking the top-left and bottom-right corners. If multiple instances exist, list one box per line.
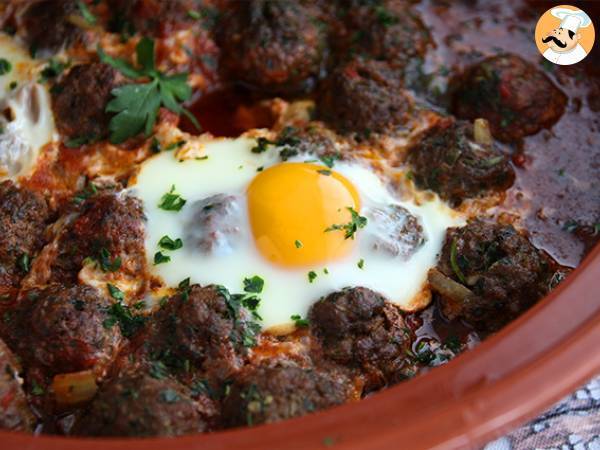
left=247, top=163, right=361, bottom=267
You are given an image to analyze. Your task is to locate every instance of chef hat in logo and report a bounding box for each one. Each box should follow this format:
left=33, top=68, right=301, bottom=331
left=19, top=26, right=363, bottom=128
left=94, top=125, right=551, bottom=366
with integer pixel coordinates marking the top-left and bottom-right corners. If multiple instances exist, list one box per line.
left=551, top=7, right=592, bottom=33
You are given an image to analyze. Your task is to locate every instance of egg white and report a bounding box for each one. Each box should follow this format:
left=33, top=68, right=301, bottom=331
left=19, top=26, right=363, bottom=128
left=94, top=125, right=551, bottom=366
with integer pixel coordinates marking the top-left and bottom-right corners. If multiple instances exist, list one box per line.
left=130, top=136, right=463, bottom=330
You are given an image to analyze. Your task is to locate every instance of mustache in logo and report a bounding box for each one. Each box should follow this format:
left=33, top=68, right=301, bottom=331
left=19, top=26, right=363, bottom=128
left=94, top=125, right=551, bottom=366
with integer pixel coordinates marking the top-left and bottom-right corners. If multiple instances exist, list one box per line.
left=542, top=35, right=567, bottom=48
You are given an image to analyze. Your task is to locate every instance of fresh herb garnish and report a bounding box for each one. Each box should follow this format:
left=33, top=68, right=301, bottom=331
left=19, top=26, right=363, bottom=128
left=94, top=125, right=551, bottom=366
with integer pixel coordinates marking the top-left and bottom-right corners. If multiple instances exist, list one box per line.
left=103, top=299, right=145, bottom=337
left=107, top=283, right=125, bottom=301
left=294, top=239, right=303, bottom=249
left=158, top=235, right=183, bottom=251
left=243, top=275, right=264, bottom=294
left=72, top=182, right=98, bottom=204
left=308, top=271, right=317, bottom=283
left=149, top=360, right=169, bottom=379
left=17, top=253, right=30, bottom=273
left=65, top=135, right=96, bottom=148
left=77, top=1, right=97, bottom=25
left=98, top=247, right=122, bottom=272
left=251, top=137, right=272, bottom=154
left=290, top=314, right=309, bottom=328
left=320, top=153, right=339, bottom=168
left=317, top=169, right=331, bottom=176
left=215, top=285, right=262, bottom=346
left=31, top=380, right=44, bottom=396
left=0, top=58, right=11, bottom=76
left=449, top=238, right=467, bottom=284
left=98, top=37, right=200, bottom=144
left=158, top=185, right=186, bottom=211
left=357, top=258, right=365, bottom=269
left=154, top=251, right=171, bottom=265
left=325, top=207, right=367, bottom=240
left=39, top=59, right=67, bottom=83
left=187, top=10, right=202, bottom=20
left=165, top=140, right=186, bottom=151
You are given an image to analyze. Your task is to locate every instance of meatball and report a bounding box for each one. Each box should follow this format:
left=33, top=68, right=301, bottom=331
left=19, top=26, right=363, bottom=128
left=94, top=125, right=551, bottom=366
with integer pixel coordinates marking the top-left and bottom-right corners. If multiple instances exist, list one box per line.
left=222, top=362, right=351, bottom=427
left=431, top=220, right=561, bottom=332
left=0, top=181, right=49, bottom=289
left=218, top=0, right=325, bottom=94
left=185, top=194, right=245, bottom=256
left=317, top=58, right=412, bottom=135
left=153, top=285, right=255, bottom=383
left=338, top=0, right=431, bottom=70
left=308, top=287, right=415, bottom=390
left=452, top=54, right=567, bottom=142
left=49, top=192, right=145, bottom=285
left=11, top=285, right=121, bottom=375
left=19, top=0, right=82, bottom=56
left=51, top=63, right=123, bottom=142
left=362, top=204, right=426, bottom=259
left=74, top=373, right=215, bottom=436
left=0, top=339, right=35, bottom=431
left=407, top=118, right=515, bottom=205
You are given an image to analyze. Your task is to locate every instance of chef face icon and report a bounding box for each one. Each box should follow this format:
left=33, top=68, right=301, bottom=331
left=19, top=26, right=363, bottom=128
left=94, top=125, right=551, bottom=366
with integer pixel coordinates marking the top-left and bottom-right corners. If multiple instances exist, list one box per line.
left=535, top=5, right=595, bottom=66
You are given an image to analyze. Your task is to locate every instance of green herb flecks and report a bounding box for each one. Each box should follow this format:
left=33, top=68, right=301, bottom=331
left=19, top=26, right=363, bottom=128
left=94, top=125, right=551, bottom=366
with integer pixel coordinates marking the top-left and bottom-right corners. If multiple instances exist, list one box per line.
left=77, top=1, right=97, bottom=25
left=290, top=314, right=309, bottom=328
left=308, top=270, right=317, bottom=283
left=158, top=185, right=186, bottom=211
left=449, top=238, right=467, bottom=284
left=243, top=275, right=264, bottom=294
left=0, top=58, right=11, bottom=76
left=17, top=253, right=30, bottom=273
left=107, top=283, right=125, bottom=302
left=154, top=251, right=171, bottom=265
left=325, top=207, right=367, bottom=240
left=158, top=235, right=183, bottom=251
left=99, top=37, right=200, bottom=144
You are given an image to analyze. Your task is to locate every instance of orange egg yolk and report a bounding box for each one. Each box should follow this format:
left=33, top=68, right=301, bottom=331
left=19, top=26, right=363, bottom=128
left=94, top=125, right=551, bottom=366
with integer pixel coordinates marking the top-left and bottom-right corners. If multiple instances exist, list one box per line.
left=247, top=163, right=361, bottom=267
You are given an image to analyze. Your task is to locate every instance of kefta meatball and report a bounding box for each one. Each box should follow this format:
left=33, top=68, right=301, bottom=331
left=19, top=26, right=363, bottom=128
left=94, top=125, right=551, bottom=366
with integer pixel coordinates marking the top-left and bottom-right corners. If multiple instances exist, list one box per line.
left=0, top=338, right=35, bottom=431
left=309, top=287, right=415, bottom=391
left=73, top=373, right=215, bottom=436
left=317, top=58, right=412, bottom=135
left=217, top=0, right=325, bottom=94
left=222, top=362, right=352, bottom=427
left=452, top=54, right=567, bottom=142
left=337, top=0, right=431, bottom=70
left=149, top=285, right=257, bottom=383
left=51, top=63, right=123, bottom=143
left=0, top=181, right=49, bottom=289
left=430, top=220, right=564, bottom=332
left=48, top=192, right=145, bottom=285
left=19, top=0, right=82, bottom=56
left=407, top=117, right=515, bottom=205
left=10, top=285, right=121, bottom=376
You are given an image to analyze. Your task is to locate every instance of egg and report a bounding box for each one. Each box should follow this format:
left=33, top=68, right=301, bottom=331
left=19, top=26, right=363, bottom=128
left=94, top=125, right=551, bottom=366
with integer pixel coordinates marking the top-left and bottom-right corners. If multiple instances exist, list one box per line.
left=130, top=135, right=463, bottom=330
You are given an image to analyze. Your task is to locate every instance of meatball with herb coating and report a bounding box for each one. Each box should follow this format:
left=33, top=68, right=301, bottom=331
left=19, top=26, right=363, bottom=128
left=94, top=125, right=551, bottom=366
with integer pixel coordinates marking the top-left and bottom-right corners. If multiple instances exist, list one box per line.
left=309, top=287, right=415, bottom=391
left=10, top=285, right=121, bottom=376
left=222, top=361, right=352, bottom=427
left=407, top=117, right=515, bottom=206
left=452, top=54, right=567, bottom=142
left=51, top=63, right=123, bottom=143
left=429, top=220, right=565, bottom=333
left=0, top=338, right=35, bottom=431
left=217, top=0, right=325, bottom=94
left=74, top=373, right=215, bottom=436
left=0, top=181, right=49, bottom=289
left=317, top=58, right=412, bottom=135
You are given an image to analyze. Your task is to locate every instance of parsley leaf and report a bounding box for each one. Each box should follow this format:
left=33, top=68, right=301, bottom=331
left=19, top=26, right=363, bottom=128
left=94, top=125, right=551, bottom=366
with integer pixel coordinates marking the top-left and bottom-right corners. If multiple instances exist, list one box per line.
left=308, top=271, right=317, bottom=283
left=294, top=239, right=303, bottom=248
left=357, top=258, right=365, bottom=269
left=243, top=276, right=264, bottom=294
left=158, top=235, right=183, bottom=251
left=154, top=252, right=171, bottom=265
left=450, top=237, right=467, bottom=284
left=0, top=58, right=11, bottom=76
left=324, top=207, right=368, bottom=240
left=107, top=283, right=125, bottom=301
left=77, top=1, right=97, bottom=25
left=158, top=185, right=186, bottom=211
left=98, top=248, right=122, bottom=272
left=290, top=314, right=309, bottom=328
left=103, top=301, right=145, bottom=337
left=99, top=37, right=200, bottom=144
left=17, top=253, right=30, bottom=273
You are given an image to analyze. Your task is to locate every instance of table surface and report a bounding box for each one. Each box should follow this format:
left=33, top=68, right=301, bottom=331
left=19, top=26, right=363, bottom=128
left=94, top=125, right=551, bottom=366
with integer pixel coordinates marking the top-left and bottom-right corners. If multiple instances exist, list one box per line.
left=483, top=375, right=600, bottom=450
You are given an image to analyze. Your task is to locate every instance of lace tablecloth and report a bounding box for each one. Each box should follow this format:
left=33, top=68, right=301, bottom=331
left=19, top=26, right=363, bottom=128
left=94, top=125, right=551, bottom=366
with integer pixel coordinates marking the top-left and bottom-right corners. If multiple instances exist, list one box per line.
left=484, top=376, right=600, bottom=450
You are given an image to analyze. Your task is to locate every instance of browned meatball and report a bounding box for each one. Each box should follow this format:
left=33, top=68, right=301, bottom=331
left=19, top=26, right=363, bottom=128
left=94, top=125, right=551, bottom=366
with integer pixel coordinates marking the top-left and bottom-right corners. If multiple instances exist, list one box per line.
left=151, top=285, right=257, bottom=383
left=74, top=373, right=215, bottom=436
left=317, top=58, right=412, bottom=135
left=309, top=287, right=415, bottom=391
left=0, top=339, right=35, bottom=431
left=49, top=192, right=145, bottom=285
left=452, top=54, right=567, bottom=142
left=0, top=181, right=49, bottom=289
left=11, top=285, right=121, bottom=376
left=51, top=63, right=123, bottom=142
left=218, top=0, right=325, bottom=94
left=337, top=0, right=431, bottom=70
left=408, top=118, right=515, bottom=205
left=222, top=361, right=351, bottom=427
left=431, top=220, right=565, bottom=332
left=19, top=0, right=82, bottom=56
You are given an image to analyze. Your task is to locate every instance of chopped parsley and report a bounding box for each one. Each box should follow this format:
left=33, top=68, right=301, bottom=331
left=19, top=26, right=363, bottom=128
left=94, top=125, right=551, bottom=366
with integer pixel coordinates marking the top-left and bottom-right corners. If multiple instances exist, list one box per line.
left=325, top=207, right=367, bottom=240
left=103, top=299, right=146, bottom=337
left=215, top=285, right=262, bottom=346
left=38, top=59, right=67, bottom=83
left=158, top=235, right=183, bottom=251
left=98, top=247, right=122, bottom=272
left=323, top=268, right=329, bottom=274
left=251, top=137, right=272, bottom=154
left=158, top=185, right=187, bottom=211
left=65, top=135, right=96, bottom=148
left=320, top=153, right=339, bottom=168
left=149, top=360, right=169, bottom=379
left=77, top=1, right=97, bottom=25
left=187, top=10, right=202, bottom=20
left=317, top=169, right=331, bottom=176
left=72, top=182, right=98, bottom=204
left=99, top=37, right=199, bottom=144
left=107, top=283, right=125, bottom=302
left=0, top=58, right=11, bottom=76
left=294, top=239, right=303, bottom=249
left=449, top=238, right=467, bottom=284
left=357, top=258, right=365, bottom=269
left=243, top=275, right=264, bottom=294
left=31, top=380, right=45, bottom=396
left=308, top=270, right=317, bottom=283
left=290, top=314, right=309, bottom=328
left=17, top=253, right=30, bottom=273
left=165, top=140, right=186, bottom=151
left=154, top=251, right=171, bottom=265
